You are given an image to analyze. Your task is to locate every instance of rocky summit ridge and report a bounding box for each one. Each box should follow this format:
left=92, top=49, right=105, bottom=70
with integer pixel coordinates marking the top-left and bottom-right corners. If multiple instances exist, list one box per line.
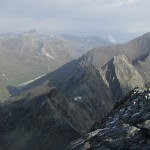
left=70, top=88, right=150, bottom=150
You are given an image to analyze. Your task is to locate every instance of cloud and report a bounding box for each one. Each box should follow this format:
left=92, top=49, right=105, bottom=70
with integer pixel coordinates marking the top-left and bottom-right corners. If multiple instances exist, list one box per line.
left=108, top=35, right=117, bottom=43
left=0, top=0, right=150, bottom=41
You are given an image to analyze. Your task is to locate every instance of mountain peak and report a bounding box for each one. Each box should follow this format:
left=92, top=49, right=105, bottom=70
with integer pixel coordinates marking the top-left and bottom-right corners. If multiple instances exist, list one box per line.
left=113, top=55, right=129, bottom=63
left=101, top=55, right=145, bottom=101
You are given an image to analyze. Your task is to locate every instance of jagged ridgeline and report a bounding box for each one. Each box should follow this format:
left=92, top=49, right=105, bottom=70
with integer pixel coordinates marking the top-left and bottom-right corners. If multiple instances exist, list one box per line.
left=0, top=33, right=149, bottom=150
left=70, top=88, right=150, bottom=149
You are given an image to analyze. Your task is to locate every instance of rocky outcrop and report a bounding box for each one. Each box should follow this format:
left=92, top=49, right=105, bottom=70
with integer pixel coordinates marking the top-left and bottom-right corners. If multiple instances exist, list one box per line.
left=134, top=53, right=150, bottom=87
left=70, top=88, right=150, bottom=150
left=58, top=64, right=114, bottom=133
left=101, top=55, right=145, bottom=101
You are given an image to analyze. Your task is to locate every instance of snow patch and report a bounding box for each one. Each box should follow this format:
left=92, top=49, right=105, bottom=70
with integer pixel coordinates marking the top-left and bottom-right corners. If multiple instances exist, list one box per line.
left=120, top=108, right=125, bottom=112
left=41, top=47, right=55, bottom=59
left=131, top=112, right=141, bottom=118
left=109, top=120, right=116, bottom=124
left=18, top=74, right=45, bottom=87
left=74, top=97, right=82, bottom=101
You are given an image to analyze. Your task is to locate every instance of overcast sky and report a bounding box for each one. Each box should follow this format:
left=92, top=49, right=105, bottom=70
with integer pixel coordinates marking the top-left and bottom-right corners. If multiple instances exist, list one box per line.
left=0, top=0, right=150, bottom=42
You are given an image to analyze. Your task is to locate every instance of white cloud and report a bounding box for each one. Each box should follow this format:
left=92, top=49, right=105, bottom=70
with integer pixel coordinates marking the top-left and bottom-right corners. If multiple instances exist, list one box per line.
left=108, top=35, right=117, bottom=43
left=0, top=0, right=150, bottom=41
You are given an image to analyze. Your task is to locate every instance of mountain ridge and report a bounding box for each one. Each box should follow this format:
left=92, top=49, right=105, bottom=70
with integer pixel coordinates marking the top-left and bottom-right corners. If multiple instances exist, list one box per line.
left=8, top=32, right=150, bottom=97
left=0, top=30, right=110, bottom=99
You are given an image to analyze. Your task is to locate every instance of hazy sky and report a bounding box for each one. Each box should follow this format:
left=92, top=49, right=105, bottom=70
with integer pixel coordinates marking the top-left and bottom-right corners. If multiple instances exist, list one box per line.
left=0, top=0, right=150, bottom=42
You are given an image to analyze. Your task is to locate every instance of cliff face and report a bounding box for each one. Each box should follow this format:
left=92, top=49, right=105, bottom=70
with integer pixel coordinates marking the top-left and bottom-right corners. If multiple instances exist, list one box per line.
left=134, top=53, right=150, bottom=86
left=101, top=55, right=145, bottom=101
left=58, top=65, right=113, bottom=133
left=70, top=88, right=150, bottom=150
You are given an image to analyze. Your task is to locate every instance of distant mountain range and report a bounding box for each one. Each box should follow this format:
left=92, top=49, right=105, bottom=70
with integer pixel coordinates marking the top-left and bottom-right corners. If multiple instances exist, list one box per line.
left=0, top=30, right=111, bottom=99
left=9, top=32, right=150, bottom=97
left=0, top=32, right=149, bottom=150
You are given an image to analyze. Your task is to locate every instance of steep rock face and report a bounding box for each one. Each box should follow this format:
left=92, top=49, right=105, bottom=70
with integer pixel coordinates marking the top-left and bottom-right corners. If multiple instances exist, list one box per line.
left=134, top=53, right=150, bottom=86
left=0, top=93, right=80, bottom=150
left=58, top=65, right=114, bottom=132
left=0, top=85, right=112, bottom=150
left=70, top=88, right=150, bottom=150
left=101, top=55, right=145, bottom=101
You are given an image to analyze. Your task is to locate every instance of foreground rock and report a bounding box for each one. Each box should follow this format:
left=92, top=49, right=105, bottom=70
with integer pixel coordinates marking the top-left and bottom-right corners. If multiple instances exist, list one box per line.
left=70, top=88, right=150, bottom=150
left=134, top=52, right=150, bottom=87
left=0, top=93, right=80, bottom=150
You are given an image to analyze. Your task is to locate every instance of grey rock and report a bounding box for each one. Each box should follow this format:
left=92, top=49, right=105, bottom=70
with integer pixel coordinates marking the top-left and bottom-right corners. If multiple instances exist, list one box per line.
left=70, top=88, right=150, bottom=150
left=0, top=65, right=114, bottom=150
left=0, top=93, right=80, bottom=150
left=101, top=55, right=145, bottom=101
left=58, top=64, right=113, bottom=133
left=134, top=53, right=150, bottom=86
left=137, top=120, right=150, bottom=136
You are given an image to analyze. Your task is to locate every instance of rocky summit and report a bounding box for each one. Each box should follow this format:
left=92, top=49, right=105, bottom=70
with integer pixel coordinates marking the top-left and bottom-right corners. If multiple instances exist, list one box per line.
left=70, top=88, right=150, bottom=150
left=101, top=55, right=145, bottom=101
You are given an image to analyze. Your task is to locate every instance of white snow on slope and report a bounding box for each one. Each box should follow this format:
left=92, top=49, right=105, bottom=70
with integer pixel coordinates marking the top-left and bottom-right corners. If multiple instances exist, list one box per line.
left=42, top=47, right=55, bottom=59
left=74, top=97, right=82, bottom=101
left=17, top=74, right=46, bottom=87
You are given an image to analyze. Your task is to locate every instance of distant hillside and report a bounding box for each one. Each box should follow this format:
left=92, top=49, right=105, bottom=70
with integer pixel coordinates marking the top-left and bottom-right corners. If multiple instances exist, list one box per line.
left=0, top=30, right=110, bottom=99
left=9, top=33, right=150, bottom=97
